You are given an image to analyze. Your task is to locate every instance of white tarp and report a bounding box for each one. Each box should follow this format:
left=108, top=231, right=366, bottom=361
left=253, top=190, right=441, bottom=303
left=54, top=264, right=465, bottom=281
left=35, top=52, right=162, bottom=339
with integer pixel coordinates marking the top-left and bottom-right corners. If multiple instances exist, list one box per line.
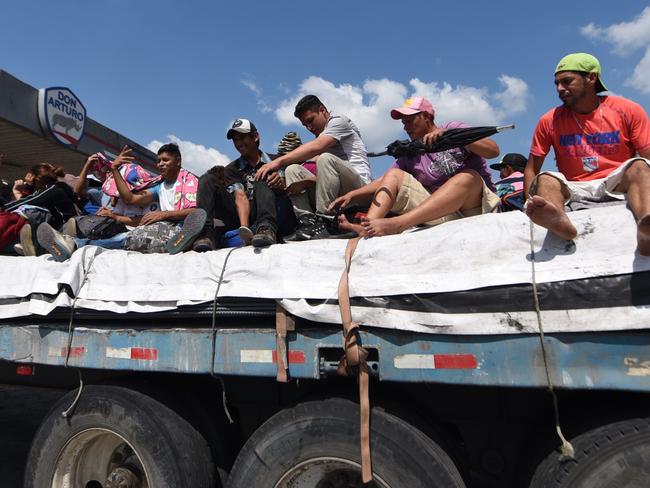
left=1, top=204, right=648, bottom=334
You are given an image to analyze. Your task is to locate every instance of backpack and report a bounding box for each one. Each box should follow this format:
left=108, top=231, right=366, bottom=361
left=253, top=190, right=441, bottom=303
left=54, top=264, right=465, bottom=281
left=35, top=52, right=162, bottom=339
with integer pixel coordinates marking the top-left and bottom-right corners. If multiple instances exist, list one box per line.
left=75, top=215, right=127, bottom=240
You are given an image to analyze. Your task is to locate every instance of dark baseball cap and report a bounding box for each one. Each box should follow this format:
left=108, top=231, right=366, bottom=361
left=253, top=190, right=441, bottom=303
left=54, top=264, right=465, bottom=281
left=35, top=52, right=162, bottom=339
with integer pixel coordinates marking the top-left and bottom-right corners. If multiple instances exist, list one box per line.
left=226, top=118, right=257, bottom=139
left=489, top=153, right=527, bottom=171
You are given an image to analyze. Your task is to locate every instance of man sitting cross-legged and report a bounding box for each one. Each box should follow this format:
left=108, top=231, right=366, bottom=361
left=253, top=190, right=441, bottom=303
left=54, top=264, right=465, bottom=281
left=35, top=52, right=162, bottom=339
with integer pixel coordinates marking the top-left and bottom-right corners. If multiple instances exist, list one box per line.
left=330, top=97, right=500, bottom=236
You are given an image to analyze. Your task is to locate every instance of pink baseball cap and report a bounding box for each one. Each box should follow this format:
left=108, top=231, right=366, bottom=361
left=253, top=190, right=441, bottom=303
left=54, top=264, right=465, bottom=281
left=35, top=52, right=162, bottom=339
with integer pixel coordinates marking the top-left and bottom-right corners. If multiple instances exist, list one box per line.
left=390, top=97, right=435, bottom=120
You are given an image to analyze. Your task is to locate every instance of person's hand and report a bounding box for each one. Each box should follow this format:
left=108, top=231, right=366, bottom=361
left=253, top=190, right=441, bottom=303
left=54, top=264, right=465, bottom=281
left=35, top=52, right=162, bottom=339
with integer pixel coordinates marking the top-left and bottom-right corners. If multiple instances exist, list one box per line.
left=422, top=127, right=448, bottom=145
left=328, top=193, right=352, bottom=213
left=96, top=207, right=114, bottom=219
left=12, top=179, right=24, bottom=191
left=266, top=172, right=285, bottom=191
left=255, top=160, right=281, bottom=181
left=84, top=154, right=99, bottom=170
left=111, top=146, right=134, bottom=171
left=286, top=178, right=316, bottom=196
left=139, top=211, right=165, bottom=226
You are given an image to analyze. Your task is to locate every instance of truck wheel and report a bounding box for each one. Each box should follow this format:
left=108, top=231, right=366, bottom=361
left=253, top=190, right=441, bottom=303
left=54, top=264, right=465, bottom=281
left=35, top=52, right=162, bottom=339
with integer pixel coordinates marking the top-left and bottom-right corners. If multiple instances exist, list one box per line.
left=529, top=417, right=650, bottom=487
left=228, top=397, right=465, bottom=488
left=24, top=385, right=215, bottom=488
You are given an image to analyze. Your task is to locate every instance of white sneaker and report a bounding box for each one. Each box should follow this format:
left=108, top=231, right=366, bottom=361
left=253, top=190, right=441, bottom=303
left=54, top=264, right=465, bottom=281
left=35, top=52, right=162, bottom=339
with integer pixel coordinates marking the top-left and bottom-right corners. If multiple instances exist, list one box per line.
left=238, top=226, right=253, bottom=245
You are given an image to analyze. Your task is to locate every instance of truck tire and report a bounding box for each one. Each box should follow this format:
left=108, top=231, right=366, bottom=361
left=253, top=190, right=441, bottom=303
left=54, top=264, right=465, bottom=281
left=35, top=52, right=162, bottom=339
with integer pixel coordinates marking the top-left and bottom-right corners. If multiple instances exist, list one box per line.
left=24, top=385, right=215, bottom=488
left=228, top=397, right=465, bottom=488
left=529, top=417, right=650, bottom=487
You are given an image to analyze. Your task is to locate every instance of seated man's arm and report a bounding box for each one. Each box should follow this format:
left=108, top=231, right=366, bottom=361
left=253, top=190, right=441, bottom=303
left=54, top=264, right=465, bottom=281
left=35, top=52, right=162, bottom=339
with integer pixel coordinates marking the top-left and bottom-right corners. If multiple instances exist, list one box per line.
left=524, top=154, right=545, bottom=199
left=255, top=135, right=336, bottom=181
left=233, top=189, right=250, bottom=228
left=97, top=207, right=141, bottom=227
left=140, top=208, right=194, bottom=226
left=465, top=138, right=500, bottom=159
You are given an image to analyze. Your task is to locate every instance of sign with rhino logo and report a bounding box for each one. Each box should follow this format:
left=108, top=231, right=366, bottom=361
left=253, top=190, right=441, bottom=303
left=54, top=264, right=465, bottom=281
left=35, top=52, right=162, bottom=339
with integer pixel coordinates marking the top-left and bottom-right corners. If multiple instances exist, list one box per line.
left=38, top=87, right=87, bottom=146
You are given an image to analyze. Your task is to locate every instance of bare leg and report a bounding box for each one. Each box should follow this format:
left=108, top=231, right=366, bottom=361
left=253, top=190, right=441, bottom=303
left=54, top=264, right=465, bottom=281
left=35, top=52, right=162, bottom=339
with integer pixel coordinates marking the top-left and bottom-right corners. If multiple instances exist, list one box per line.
left=366, top=168, right=405, bottom=218
left=362, top=170, right=483, bottom=237
left=524, top=174, right=577, bottom=241
left=234, top=192, right=250, bottom=228
left=615, top=159, right=650, bottom=255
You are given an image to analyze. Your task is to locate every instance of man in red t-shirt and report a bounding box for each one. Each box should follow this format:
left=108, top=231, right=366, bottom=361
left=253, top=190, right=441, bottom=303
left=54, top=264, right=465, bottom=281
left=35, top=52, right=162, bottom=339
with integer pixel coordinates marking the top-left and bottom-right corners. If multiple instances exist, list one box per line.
left=524, top=52, right=650, bottom=255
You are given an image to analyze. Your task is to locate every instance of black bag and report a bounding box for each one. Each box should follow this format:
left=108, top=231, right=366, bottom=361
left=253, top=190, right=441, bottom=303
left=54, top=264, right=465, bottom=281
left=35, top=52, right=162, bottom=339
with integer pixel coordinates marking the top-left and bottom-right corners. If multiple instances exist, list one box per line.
left=75, top=215, right=127, bottom=240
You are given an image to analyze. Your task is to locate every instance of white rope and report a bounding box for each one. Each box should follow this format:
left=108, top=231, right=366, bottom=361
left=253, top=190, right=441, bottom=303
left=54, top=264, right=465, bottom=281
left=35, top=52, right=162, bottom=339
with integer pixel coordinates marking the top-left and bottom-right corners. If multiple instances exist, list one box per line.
left=529, top=219, right=575, bottom=458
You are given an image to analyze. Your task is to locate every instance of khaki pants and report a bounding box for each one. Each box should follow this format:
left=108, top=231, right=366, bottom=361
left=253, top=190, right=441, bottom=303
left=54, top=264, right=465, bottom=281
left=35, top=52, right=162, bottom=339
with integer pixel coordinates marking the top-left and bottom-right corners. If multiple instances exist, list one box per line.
left=285, top=153, right=367, bottom=217
left=392, top=172, right=500, bottom=226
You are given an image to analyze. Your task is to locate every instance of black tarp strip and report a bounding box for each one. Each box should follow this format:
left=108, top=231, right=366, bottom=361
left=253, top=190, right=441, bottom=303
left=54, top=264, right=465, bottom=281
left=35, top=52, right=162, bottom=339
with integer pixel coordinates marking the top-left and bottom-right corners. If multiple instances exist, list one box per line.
left=305, top=272, right=650, bottom=314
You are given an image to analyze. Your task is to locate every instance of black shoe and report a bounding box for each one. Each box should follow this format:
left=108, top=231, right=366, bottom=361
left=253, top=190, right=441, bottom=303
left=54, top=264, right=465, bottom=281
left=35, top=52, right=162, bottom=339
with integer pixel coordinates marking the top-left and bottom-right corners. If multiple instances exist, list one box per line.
left=192, top=236, right=216, bottom=253
left=252, top=225, right=276, bottom=248
left=167, top=209, right=207, bottom=254
left=283, top=215, right=317, bottom=242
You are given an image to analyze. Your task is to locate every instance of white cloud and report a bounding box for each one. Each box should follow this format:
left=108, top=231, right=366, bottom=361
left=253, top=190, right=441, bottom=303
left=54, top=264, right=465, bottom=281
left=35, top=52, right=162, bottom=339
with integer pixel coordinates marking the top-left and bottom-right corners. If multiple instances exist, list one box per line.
left=274, top=75, right=527, bottom=151
left=581, top=8, right=650, bottom=95
left=147, top=135, right=230, bottom=176
left=242, top=79, right=272, bottom=113
left=581, top=7, right=650, bottom=55
left=629, top=46, right=650, bottom=94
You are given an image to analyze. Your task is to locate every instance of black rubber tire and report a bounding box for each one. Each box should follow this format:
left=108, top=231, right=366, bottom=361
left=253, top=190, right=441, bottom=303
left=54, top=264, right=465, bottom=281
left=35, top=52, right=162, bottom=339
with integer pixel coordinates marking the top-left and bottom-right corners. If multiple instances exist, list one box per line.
left=529, top=417, right=650, bottom=487
left=227, top=397, right=465, bottom=488
left=24, top=384, right=215, bottom=488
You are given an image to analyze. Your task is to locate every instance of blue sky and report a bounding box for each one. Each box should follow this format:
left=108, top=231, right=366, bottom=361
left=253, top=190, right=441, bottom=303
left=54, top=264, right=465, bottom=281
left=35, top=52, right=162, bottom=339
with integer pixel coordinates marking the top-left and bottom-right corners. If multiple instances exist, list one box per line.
left=2, top=1, right=650, bottom=178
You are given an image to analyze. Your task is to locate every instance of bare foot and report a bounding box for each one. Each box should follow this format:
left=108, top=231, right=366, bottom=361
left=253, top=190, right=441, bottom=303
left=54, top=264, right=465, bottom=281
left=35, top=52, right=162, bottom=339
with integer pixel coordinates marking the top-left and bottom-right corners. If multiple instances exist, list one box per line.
left=338, top=214, right=365, bottom=235
left=361, top=216, right=408, bottom=237
left=638, top=215, right=650, bottom=256
left=525, top=195, right=577, bottom=241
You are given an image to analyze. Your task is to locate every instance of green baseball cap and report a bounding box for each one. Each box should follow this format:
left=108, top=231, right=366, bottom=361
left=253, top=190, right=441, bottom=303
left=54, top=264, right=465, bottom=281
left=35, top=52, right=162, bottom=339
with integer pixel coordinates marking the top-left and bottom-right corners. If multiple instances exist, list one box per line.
left=555, top=53, right=608, bottom=93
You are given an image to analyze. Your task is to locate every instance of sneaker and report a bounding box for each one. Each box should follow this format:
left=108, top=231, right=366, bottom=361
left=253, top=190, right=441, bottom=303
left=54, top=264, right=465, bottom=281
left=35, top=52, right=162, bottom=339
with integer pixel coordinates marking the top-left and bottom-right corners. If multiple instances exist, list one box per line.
left=251, top=225, right=276, bottom=248
left=167, top=209, right=208, bottom=254
left=36, top=223, right=76, bottom=262
left=238, top=226, right=253, bottom=245
left=61, top=217, right=77, bottom=237
left=192, top=236, right=216, bottom=253
left=283, top=215, right=317, bottom=242
left=297, top=218, right=333, bottom=241
left=19, top=224, right=36, bottom=256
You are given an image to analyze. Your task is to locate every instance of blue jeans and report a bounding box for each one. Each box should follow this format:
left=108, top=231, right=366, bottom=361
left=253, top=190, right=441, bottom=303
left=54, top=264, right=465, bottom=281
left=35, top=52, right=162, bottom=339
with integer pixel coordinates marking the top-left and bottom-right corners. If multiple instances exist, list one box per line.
left=74, top=232, right=128, bottom=250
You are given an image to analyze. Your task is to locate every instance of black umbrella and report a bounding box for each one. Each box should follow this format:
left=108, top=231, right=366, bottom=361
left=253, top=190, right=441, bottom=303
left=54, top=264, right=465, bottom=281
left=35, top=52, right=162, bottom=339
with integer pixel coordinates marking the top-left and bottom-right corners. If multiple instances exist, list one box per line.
left=368, top=124, right=515, bottom=158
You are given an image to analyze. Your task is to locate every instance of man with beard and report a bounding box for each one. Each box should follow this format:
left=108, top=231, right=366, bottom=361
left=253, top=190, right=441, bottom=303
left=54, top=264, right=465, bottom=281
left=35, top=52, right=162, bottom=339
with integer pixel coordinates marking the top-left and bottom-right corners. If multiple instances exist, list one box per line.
left=524, top=53, right=650, bottom=255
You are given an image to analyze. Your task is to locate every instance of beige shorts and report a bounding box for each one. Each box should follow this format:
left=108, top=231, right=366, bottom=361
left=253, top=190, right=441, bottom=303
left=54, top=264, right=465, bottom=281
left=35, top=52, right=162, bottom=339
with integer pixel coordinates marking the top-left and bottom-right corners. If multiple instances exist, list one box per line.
left=530, top=157, right=650, bottom=204
left=391, top=172, right=500, bottom=226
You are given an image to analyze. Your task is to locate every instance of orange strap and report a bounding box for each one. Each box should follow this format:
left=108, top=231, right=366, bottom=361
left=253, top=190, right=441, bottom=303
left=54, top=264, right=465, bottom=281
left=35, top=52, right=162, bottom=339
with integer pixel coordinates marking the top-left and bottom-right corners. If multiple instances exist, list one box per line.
left=275, top=304, right=295, bottom=383
left=337, top=237, right=372, bottom=482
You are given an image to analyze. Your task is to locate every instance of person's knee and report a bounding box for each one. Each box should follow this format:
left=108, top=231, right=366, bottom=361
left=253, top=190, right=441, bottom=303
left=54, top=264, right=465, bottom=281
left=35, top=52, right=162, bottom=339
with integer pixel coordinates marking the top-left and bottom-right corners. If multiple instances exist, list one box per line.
left=534, top=173, right=563, bottom=193
left=316, top=153, right=337, bottom=170
left=284, top=164, right=301, bottom=180
left=198, top=172, right=219, bottom=192
left=451, top=169, right=482, bottom=189
left=384, top=167, right=405, bottom=180
left=625, top=158, right=650, bottom=178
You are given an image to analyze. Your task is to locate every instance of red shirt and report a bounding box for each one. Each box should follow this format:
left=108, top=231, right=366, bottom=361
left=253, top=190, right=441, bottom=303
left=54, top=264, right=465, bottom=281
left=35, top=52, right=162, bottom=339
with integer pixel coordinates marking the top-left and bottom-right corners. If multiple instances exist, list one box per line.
left=530, top=96, right=650, bottom=181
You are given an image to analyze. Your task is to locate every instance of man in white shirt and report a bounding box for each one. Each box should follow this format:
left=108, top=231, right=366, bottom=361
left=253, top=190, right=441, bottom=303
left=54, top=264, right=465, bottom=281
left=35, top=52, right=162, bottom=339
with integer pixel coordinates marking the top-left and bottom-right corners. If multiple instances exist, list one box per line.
left=255, top=95, right=370, bottom=240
